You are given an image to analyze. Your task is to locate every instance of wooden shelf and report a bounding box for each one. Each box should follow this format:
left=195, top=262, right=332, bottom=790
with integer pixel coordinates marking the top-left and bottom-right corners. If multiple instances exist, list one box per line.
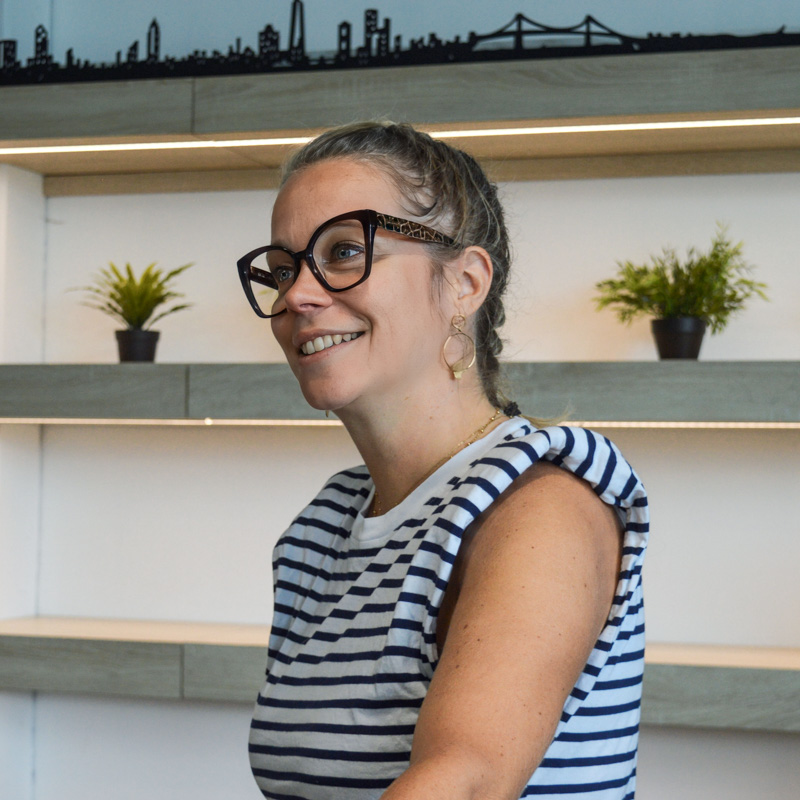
left=0, top=362, right=797, bottom=425
left=0, top=617, right=268, bottom=703
left=1, top=617, right=797, bottom=731
left=2, top=47, right=800, bottom=192
left=643, top=643, right=800, bottom=733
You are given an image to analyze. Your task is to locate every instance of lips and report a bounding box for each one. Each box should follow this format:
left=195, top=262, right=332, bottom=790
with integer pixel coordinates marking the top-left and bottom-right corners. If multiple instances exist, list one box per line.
left=299, top=331, right=364, bottom=356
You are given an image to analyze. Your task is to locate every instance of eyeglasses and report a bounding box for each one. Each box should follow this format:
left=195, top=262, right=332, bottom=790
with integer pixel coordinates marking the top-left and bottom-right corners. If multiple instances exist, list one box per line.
left=237, top=208, right=457, bottom=318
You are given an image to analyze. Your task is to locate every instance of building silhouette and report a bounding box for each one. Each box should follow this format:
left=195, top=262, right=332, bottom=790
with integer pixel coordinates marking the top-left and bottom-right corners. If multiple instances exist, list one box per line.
left=147, top=19, right=160, bottom=62
left=338, top=21, right=352, bottom=59
left=363, top=9, right=391, bottom=57
left=259, top=24, right=280, bottom=64
left=364, top=9, right=378, bottom=47
left=288, top=0, right=306, bottom=64
left=0, top=39, right=17, bottom=69
left=32, top=24, right=52, bottom=65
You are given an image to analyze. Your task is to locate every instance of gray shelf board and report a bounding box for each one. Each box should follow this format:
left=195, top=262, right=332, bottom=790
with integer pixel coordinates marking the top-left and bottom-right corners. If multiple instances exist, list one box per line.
left=196, top=361, right=798, bottom=424
left=642, top=663, right=800, bottom=733
left=0, top=364, right=188, bottom=419
left=4, top=49, right=797, bottom=144
left=0, top=635, right=266, bottom=704
left=183, top=643, right=267, bottom=703
left=0, top=635, right=181, bottom=699
left=0, top=78, right=195, bottom=141
left=0, top=362, right=796, bottom=423
left=505, top=362, right=800, bottom=423
left=187, top=363, right=326, bottom=421
left=193, top=48, right=800, bottom=136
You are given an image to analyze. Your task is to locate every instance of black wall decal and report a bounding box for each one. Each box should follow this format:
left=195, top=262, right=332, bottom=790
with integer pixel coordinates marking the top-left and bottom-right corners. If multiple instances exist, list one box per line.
left=1, top=2, right=798, bottom=86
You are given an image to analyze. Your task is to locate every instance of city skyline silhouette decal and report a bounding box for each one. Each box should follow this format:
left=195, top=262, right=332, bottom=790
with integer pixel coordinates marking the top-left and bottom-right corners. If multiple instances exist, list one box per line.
left=2, top=1, right=798, bottom=85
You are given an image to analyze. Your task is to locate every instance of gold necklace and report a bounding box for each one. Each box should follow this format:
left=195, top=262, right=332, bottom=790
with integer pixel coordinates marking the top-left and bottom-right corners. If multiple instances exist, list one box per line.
left=371, top=408, right=504, bottom=517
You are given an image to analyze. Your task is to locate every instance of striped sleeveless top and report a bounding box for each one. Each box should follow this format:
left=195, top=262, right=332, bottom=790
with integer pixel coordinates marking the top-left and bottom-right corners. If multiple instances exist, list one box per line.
left=250, top=419, right=649, bottom=799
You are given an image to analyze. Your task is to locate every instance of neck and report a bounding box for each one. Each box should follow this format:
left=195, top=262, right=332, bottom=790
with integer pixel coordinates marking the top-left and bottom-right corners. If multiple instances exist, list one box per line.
left=336, top=377, right=502, bottom=515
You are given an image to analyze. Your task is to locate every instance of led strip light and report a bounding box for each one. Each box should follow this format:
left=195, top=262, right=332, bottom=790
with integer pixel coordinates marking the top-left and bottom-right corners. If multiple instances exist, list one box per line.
left=1, top=116, right=800, bottom=156
left=0, top=418, right=797, bottom=429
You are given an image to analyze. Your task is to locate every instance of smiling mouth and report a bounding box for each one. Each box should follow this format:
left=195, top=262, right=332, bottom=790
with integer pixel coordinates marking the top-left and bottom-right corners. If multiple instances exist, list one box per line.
left=299, top=332, right=364, bottom=356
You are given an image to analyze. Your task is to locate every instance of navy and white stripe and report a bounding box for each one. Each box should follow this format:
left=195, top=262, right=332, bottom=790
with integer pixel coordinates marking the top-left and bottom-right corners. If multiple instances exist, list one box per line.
left=250, top=419, right=649, bottom=799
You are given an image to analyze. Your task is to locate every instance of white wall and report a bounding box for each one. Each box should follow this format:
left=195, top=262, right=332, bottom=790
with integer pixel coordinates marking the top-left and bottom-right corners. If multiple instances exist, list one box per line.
left=0, top=165, right=45, bottom=363
left=637, top=727, right=800, bottom=799
left=36, top=425, right=360, bottom=623
left=32, top=695, right=261, bottom=800
left=43, top=189, right=285, bottom=364
left=43, top=173, right=800, bottom=364
left=0, top=164, right=45, bottom=621
left=501, top=174, right=800, bottom=362
left=0, top=165, right=45, bottom=800
left=0, top=426, right=39, bottom=800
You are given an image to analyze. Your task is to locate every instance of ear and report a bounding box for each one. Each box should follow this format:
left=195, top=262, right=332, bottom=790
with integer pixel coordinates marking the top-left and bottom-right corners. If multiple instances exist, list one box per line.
left=444, top=245, right=493, bottom=318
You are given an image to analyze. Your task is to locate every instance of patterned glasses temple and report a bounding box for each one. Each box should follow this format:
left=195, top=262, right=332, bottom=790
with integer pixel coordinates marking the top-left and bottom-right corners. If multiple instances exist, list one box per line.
left=375, top=212, right=457, bottom=247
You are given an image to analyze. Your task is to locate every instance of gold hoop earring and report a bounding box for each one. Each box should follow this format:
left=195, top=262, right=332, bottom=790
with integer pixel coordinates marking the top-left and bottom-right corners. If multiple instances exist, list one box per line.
left=443, top=314, right=476, bottom=380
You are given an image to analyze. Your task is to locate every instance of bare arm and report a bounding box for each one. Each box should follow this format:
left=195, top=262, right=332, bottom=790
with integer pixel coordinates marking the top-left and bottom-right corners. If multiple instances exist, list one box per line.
left=380, top=462, right=622, bottom=800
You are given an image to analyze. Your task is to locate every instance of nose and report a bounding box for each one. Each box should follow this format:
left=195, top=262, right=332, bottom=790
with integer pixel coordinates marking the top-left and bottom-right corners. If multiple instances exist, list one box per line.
left=280, top=258, right=332, bottom=314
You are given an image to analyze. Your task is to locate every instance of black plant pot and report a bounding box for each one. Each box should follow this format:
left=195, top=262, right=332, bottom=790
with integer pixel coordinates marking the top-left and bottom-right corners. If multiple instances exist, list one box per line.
left=116, top=329, right=160, bottom=362
left=651, top=317, right=706, bottom=360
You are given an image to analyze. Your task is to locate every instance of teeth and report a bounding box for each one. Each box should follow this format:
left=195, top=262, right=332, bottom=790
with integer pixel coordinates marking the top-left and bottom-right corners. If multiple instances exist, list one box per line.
left=301, top=332, right=360, bottom=355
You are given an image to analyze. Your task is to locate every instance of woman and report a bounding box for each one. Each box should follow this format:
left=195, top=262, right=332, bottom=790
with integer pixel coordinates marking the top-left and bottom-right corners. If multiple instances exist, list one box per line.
left=237, top=121, right=648, bottom=800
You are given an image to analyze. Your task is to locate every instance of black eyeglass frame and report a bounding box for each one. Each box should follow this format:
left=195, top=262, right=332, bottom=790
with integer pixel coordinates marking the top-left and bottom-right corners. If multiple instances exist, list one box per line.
left=237, top=208, right=457, bottom=319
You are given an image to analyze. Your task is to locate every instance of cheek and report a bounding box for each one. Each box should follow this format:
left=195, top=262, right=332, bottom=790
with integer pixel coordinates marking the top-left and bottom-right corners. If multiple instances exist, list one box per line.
left=368, top=278, right=437, bottom=338
left=270, top=316, right=292, bottom=352
left=381, top=282, right=448, bottom=348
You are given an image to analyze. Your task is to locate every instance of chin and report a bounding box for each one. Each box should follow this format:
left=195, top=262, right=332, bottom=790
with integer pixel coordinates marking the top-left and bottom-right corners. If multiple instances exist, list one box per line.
left=295, top=379, right=356, bottom=413
left=301, top=392, right=334, bottom=412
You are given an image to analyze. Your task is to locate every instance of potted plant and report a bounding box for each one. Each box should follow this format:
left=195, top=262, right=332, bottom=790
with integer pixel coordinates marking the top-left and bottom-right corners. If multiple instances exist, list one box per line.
left=74, top=262, right=193, bottom=362
left=594, top=226, right=768, bottom=359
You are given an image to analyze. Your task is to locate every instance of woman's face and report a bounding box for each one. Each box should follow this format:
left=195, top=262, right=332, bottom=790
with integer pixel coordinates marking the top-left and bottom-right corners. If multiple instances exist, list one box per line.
left=270, top=157, right=456, bottom=414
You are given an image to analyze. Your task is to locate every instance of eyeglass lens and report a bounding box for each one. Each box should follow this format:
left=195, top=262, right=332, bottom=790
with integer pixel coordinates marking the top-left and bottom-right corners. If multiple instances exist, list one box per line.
left=248, top=217, right=370, bottom=316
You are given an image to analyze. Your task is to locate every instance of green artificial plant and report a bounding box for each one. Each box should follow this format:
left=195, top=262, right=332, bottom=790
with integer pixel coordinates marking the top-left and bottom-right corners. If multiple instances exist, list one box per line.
left=76, top=262, right=194, bottom=330
left=594, top=226, right=767, bottom=334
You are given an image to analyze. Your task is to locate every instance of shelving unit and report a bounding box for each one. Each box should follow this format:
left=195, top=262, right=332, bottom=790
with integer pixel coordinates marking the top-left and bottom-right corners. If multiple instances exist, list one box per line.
left=1, top=362, right=797, bottom=730
left=1, top=617, right=797, bottom=732
left=0, top=362, right=798, bottom=424
left=2, top=46, right=800, bottom=193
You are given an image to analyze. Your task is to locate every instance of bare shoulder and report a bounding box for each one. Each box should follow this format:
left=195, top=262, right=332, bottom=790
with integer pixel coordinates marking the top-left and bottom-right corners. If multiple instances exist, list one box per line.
left=437, top=460, right=622, bottom=650
left=468, top=459, right=621, bottom=606
left=482, top=459, right=620, bottom=530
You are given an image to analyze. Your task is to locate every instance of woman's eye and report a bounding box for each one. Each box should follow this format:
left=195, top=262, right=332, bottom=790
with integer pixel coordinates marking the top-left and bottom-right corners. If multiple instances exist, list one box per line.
left=330, top=242, right=362, bottom=261
left=273, top=266, right=295, bottom=284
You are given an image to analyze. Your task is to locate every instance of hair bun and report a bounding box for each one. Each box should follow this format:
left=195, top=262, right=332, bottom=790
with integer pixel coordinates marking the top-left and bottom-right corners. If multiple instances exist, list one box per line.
left=502, top=401, right=520, bottom=417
